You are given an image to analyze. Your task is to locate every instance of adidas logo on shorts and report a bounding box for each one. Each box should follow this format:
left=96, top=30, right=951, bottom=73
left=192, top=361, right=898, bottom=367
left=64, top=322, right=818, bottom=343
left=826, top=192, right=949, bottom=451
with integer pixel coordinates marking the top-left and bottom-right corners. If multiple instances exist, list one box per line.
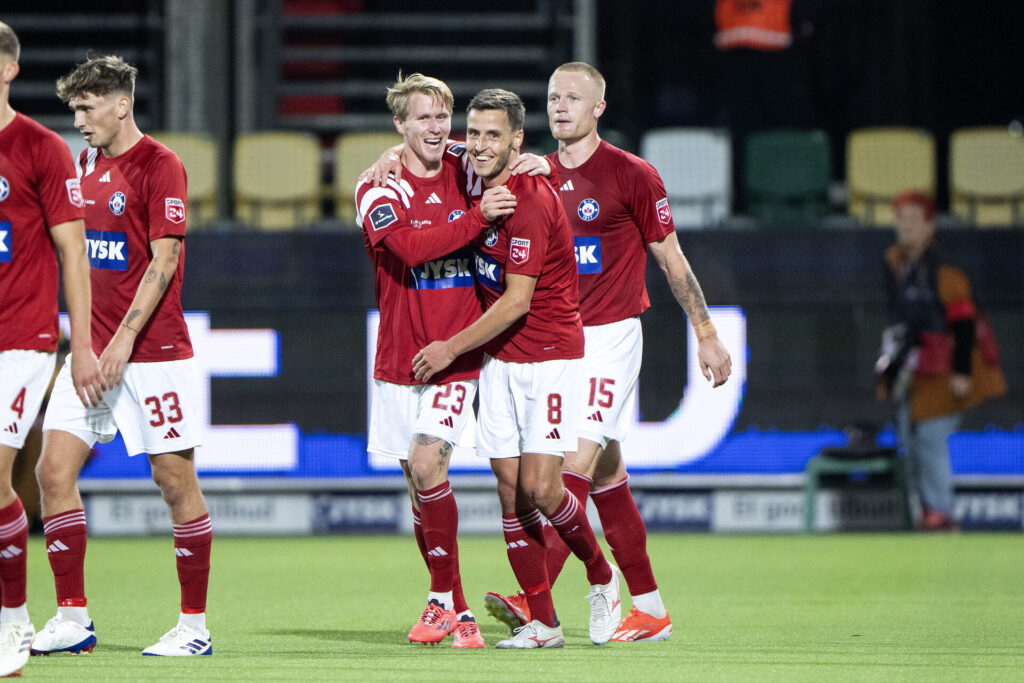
left=545, top=428, right=561, bottom=440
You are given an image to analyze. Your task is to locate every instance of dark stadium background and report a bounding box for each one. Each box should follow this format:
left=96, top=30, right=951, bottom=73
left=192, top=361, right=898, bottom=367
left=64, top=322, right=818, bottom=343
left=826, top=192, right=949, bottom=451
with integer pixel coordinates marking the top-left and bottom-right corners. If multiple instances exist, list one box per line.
left=5, top=1, right=1021, bottom=491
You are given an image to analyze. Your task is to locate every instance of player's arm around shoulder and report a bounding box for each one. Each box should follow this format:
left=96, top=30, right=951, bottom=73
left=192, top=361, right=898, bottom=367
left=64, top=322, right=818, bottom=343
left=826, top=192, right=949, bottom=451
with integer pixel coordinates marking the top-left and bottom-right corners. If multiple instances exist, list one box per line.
left=648, top=231, right=732, bottom=387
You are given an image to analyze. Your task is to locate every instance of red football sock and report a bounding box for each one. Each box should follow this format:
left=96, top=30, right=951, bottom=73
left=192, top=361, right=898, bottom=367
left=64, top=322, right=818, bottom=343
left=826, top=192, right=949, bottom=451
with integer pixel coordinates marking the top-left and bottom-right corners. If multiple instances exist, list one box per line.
left=503, top=510, right=556, bottom=627
left=544, top=472, right=592, bottom=586
left=174, top=514, right=213, bottom=613
left=592, top=476, right=657, bottom=595
left=411, top=507, right=429, bottom=568
left=548, top=488, right=611, bottom=585
left=417, top=481, right=458, bottom=594
left=42, top=508, right=88, bottom=606
left=0, top=498, right=28, bottom=607
left=414, top=503, right=467, bottom=612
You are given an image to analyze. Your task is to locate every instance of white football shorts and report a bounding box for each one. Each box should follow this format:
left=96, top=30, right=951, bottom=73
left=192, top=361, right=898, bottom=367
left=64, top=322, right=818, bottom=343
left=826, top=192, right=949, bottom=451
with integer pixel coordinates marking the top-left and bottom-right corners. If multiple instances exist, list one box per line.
left=368, top=379, right=477, bottom=460
left=476, top=354, right=580, bottom=459
left=577, top=316, right=643, bottom=448
left=43, top=354, right=202, bottom=456
left=0, top=350, right=57, bottom=450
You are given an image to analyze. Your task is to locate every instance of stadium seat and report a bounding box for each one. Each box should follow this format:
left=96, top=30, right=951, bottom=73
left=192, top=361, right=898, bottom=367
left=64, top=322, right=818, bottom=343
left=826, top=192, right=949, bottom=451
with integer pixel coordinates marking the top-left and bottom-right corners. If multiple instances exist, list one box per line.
left=151, top=131, right=219, bottom=228
left=949, top=127, right=1024, bottom=227
left=803, top=446, right=912, bottom=532
left=846, top=127, right=935, bottom=226
left=744, top=129, right=832, bottom=226
left=639, top=128, right=731, bottom=228
left=333, top=131, right=404, bottom=226
left=234, top=131, right=323, bottom=230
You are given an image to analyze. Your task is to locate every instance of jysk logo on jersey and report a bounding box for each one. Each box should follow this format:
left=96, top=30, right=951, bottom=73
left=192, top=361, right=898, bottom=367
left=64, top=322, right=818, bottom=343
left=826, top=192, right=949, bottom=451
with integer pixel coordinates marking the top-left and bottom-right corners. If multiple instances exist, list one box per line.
left=474, top=251, right=502, bottom=291
left=509, top=237, right=530, bottom=265
left=66, top=179, right=84, bottom=208
left=448, top=210, right=465, bottom=222
left=85, top=229, right=128, bottom=270
left=577, top=198, right=600, bottom=222
left=109, top=191, right=126, bottom=216
left=0, top=176, right=9, bottom=202
left=369, top=203, right=398, bottom=231
left=410, top=250, right=475, bottom=290
left=574, top=236, right=602, bottom=274
left=165, top=197, right=185, bottom=224
left=0, top=221, right=11, bottom=263
left=656, top=197, right=673, bottom=225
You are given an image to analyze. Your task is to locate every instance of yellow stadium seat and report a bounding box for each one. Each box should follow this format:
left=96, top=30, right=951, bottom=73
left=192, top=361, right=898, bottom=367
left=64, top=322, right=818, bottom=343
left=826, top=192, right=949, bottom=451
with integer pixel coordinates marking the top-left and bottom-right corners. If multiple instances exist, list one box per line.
left=846, top=127, right=935, bottom=226
left=151, top=132, right=219, bottom=228
left=234, top=131, right=323, bottom=230
left=333, top=131, right=404, bottom=226
left=950, top=127, right=1024, bottom=227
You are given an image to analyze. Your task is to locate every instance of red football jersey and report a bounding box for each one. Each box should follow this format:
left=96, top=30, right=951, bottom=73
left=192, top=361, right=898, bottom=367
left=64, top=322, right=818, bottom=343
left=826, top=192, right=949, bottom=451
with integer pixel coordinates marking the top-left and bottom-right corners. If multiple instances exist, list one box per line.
left=0, top=113, right=85, bottom=352
left=79, top=135, right=192, bottom=361
left=357, top=163, right=483, bottom=385
left=470, top=171, right=584, bottom=363
left=547, top=140, right=675, bottom=326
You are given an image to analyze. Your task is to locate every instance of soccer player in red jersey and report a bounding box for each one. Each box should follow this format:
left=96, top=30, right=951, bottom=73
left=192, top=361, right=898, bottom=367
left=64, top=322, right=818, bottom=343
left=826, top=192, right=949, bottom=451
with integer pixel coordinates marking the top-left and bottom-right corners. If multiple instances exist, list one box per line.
left=357, top=73, right=515, bottom=649
left=31, top=55, right=213, bottom=657
left=0, top=22, right=103, bottom=677
left=413, top=89, right=621, bottom=649
left=486, top=62, right=733, bottom=642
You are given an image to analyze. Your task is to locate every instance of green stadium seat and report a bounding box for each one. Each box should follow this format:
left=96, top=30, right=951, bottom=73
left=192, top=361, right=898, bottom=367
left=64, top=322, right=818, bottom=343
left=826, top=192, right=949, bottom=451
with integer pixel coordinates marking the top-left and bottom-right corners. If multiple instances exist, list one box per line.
left=744, top=129, right=831, bottom=226
left=803, top=446, right=912, bottom=532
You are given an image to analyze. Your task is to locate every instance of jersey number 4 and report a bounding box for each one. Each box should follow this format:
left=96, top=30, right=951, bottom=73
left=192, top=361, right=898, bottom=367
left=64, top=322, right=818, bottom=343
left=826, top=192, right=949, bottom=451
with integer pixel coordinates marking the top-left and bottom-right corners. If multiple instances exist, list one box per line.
left=10, top=388, right=26, bottom=420
left=145, top=392, right=183, bottom=427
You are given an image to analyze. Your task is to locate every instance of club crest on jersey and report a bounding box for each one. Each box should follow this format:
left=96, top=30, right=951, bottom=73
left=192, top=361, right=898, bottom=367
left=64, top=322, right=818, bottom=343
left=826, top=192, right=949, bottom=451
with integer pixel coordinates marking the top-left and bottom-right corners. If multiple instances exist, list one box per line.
left=369, top=203, right=398, bottom=231
left=0, top=176, right=9, bottom=202
left=0, top=221, right=11, bottom=263
left=447, top=142, right=466, bottom=157
left=165, top=197, right=185, bottom=224
left=656, top=197, right=673, bottom=225
left=448, top=210, right=465, bottom=222
left=509, top=237, right=530, bottom=265
left=109, top=191, right=126, bottom=216
left=66, top=179, right=84, bottom=208
left=577, top=198, right=599, bottom=222
left=483, top=227, right=498, bottom=247
left=85, top=229, right=128, bottom=270
left=574, top=236, right=603, bottom=274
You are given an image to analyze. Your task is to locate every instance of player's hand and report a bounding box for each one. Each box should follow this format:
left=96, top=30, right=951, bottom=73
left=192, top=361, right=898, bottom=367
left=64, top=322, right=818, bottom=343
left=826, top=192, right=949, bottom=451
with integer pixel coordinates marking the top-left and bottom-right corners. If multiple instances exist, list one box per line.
left=358, top=144, right=405, bottom=187
left=412, top=341, right=456, bottom=382
left=70, top=347, right=104, bottom=406
left=98, top=329, right=135, bottom=388
left=509, top=153, right=551, bottom=177
left=480, top=186, right=517, bottom=223
left=697, top=335, right=732, bottom=388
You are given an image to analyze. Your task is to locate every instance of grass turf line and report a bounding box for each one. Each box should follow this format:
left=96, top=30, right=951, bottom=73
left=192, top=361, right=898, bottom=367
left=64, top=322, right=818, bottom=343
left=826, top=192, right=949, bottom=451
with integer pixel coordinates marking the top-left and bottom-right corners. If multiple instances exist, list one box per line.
left=17, top=533, right=1024, bottom=681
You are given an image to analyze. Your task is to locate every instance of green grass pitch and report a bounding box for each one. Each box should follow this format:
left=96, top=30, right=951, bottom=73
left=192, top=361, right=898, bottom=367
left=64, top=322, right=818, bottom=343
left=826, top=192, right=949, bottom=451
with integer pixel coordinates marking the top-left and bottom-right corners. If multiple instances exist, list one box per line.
left=17, top=533, right=1024, bottom=681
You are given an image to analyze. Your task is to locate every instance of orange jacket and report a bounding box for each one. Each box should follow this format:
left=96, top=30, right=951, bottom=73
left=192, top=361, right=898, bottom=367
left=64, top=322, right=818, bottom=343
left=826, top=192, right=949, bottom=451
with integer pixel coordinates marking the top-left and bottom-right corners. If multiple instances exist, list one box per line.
left=714, top=0, right=793, bottom=51
left=884, top=245, right=1007, bottom=421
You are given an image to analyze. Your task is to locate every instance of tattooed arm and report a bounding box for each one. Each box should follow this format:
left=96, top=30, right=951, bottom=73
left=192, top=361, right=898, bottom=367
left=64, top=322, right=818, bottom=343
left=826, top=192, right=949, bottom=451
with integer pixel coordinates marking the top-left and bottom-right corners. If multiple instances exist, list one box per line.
left=647, top=231, right=732, bottom=387
left=99, top=236, right=183, bottom=387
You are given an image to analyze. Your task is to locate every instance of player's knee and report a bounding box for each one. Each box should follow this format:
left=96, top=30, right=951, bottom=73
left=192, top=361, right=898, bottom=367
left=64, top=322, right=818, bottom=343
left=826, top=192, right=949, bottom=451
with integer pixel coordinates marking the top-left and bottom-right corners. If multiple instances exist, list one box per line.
left=35, top=455, right=72, bottom=496
left=406, top=456, right=443, bottom=492
left=523, top=477, right=560, bottom=511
